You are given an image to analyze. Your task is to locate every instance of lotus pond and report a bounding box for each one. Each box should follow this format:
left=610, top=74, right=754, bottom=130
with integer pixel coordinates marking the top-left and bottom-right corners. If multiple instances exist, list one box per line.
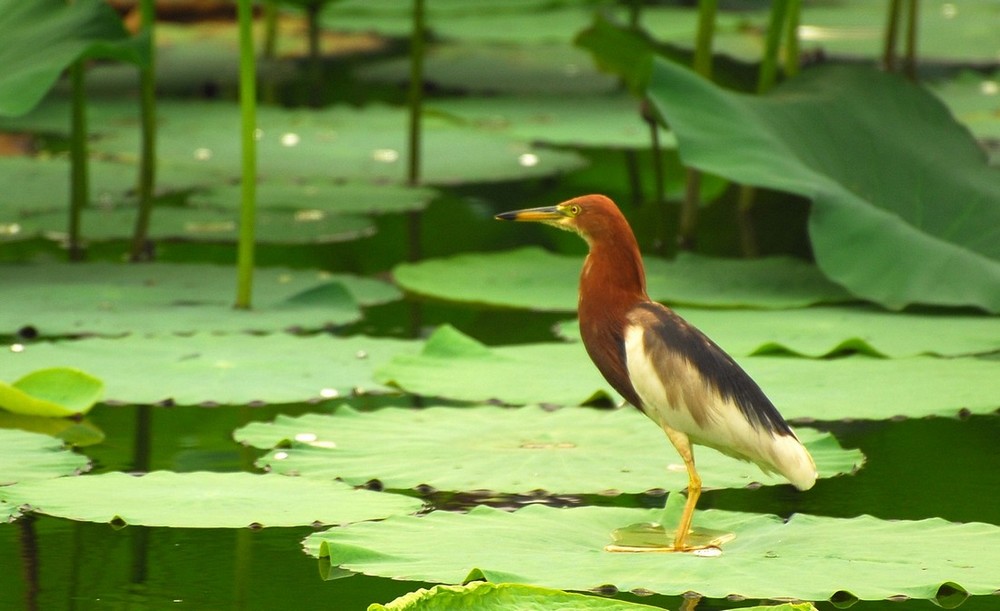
left=1, top=1, right=999, bottom=610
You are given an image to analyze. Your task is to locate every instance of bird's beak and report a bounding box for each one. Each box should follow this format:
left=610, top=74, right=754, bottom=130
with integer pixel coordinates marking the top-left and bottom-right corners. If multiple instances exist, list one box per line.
left=494, top=205, right=563, bottom=222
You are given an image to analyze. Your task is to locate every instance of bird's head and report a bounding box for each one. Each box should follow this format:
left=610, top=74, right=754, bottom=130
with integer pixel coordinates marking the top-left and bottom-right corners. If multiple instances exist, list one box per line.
left=494, top=194, right=627, bottom=245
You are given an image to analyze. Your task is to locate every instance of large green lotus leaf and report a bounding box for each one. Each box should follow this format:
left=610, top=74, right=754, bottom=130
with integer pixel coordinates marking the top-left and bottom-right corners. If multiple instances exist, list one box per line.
left=556, top=306, right=1000, bottom=358
left=0, top=471, right=422, bottom=528
left=371, top=582, right=814, bottom=611
left=428, top=94, right=672, bottom=150
left=236, top=406, right=861, bottom=494
left=10, top=205, right=375, bottom=245
left=0, top=262, right=399, bottom=336
left=0, top=367, right=103, bottom=418
left=12, top=100, right=583, bottom=185
left=647, top=60, right=1000, bottom=312
left=0, top=157, right=144, bottom=216
left=393, top=247, right=851, bottom=311
left=0, top=334, right=419, bottom=406
left=376, top=326, right=1000, bottom=419
left=0, top=0, right=136, bottom=117
left=190, top=181, right=437, bottom=215
left=0, top=428, right=90, bottom=485
left=306, top=504, right=1000, bottom=603
left=359, top=43, right=616, bottom=96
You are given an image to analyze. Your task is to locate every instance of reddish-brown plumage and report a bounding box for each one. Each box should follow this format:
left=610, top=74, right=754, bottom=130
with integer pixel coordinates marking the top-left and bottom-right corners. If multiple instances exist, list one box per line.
left=496, top=194, right=817, bottom=551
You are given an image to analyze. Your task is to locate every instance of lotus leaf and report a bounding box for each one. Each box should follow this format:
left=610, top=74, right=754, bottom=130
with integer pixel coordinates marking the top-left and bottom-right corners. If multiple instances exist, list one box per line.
left=372, top=582, right=780, bottom=611
left=0, top=428, right=90, bottom=485
left=556, top=306, right=1000, bottom=358
left=428, top=94, right=672, bottom=150
left=0, top=0, right=137, bottom=117
left=0, top=471, right=422, bottom=528
left=392, top=247, right=851, bottom=311
left=0, top=262, right=399, bottom=336
left=12, top=206, right=376, bottom=245
left=647, top=60, right=1000, bottom=312
left=236, top=405, right=862, bottom=494
left=375, top=326, right=1000, bottom=420
left=190, top=181, right=437, bottom=215
left=0, top=367, right=103, bottom=417
left=0, top=334, right=420, bottom=406
left=306, top=504, right=1000, bottom=603
left=2, top=99, right=586, bottom=185
left=360, top=43, right=616, bottom=96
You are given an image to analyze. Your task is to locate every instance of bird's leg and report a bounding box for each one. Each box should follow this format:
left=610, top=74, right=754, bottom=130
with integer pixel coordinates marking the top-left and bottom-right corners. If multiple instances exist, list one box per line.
left=664, top=427, right=701, bottom=551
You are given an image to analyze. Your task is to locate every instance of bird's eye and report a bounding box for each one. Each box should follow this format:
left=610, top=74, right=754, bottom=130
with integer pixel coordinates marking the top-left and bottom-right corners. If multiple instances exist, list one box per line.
left=567, top=205, right=581, bottom=216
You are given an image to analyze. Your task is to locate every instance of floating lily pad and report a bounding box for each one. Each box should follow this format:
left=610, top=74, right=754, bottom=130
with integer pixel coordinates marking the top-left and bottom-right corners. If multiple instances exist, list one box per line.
left=359, top=43, right=616, bottom=95
left=0, top=367, right=103, bottom=417
left=0, top=263, right=399, bottom=336
left=190, top=181, right=437, bottom=215
left=0, top=471, right=423, bottom=528
left=11, top=205, right=376, bottom=245
left=393, top=247, right=852, bottom=311
left=371, top=582, right=690, bottom=611
left=236, top=405, right=861, bottom=494
left=428, top=94, right=671, bottom=150
left=0, top=428, right=90, bottom=485
left=648, top=60, right=1000, bottom=312
left=3, top=99, right=586, bottom=186
left=0, top=333, right=419, bottom=406
left=555, top=306, right=1000, bottom=358
left=306, top=503, right=1000, bottom=604
left=0, top=157, right=144, bottom=217
left=375, top=326, right=1000, bottom=420
left=931, top=70, right=1000, bottom=143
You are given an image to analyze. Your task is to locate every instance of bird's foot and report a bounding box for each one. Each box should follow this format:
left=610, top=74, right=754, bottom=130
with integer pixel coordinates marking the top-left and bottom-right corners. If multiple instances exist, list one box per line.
left=604, top=522, right=734, bottom=555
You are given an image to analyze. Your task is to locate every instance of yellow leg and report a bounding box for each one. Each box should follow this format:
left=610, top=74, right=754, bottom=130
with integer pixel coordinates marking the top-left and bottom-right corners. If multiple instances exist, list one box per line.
left=664, top=427, right=701, bottom=551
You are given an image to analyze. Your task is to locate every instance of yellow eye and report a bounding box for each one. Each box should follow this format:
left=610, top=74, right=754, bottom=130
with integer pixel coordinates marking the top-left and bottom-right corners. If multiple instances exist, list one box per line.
left=567, top=204, right=581, bottom=216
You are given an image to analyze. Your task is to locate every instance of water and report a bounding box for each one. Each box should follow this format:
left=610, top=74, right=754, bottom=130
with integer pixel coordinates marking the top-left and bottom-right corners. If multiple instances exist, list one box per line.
left=2, top=402, right=997, bottom=610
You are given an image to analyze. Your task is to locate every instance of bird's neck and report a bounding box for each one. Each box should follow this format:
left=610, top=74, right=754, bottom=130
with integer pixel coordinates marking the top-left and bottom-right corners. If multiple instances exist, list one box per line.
left=579, top=238, right=648, bottom=315
left=577, top=237, right=648, bottom=407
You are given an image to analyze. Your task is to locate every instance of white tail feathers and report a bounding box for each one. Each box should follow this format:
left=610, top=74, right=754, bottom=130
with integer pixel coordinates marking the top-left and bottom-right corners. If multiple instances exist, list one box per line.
left=769, top=433, right=818, bottom=491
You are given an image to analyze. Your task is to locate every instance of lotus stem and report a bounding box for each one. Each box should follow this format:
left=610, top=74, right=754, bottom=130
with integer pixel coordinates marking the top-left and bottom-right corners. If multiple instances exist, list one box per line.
left=883, top=0, right=902, bottom=72
left=758, top=0, right=789, bottom=94
left=68, top=61, right=88, bottom=262
left=263, top=0, right=278, bottom=60
left=679, top=0, right=717, bottom=251
left=406, top=0, right=426, bottom=261
left=129, top=0, right=157, bottom=262
left=783, top=0, right=801, bottom=77
left=903, top=0, right=919, bottom=81
left=235, top=0, right=257, bottom=309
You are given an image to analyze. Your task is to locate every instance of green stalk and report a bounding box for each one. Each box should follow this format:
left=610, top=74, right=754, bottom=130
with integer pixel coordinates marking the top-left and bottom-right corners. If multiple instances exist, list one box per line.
left=68, top=61, right=88, bottom=262
left=783, top=0, right=801, bottom=77
left=692, top=0, right=717, bottom=78
left=235, top=0, right=257, bottom=309
left=738, top=0, right=790, bottom=257
left=407, top=0, right=425, bottom=187
left=263, top=0, right=278, bottom=60
left=903, top=0, right=919, bottom=81
left=678, top=0, right=717, bottom=251
left=306, top=1, right=322, bottom=104
left=882, top=0, right=902, bottom=72
left=129, top=0, right=157, bottom=262
left=405, top=0, right=426, bottom=262
left=758, top=0, right=789, bottom=94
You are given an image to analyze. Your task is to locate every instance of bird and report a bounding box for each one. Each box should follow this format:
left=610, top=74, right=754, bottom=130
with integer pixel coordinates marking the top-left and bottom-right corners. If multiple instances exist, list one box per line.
left=496, top=194, right=817, bottom=552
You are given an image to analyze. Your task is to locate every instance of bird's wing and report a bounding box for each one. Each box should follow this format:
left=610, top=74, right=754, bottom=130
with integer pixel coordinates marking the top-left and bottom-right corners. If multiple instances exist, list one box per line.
left=624, top=302, right=816, bottom=488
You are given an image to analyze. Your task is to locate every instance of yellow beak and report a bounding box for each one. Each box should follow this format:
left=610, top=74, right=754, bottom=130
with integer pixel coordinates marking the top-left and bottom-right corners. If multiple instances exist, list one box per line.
left=494, top=205, right=563, bottom=222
